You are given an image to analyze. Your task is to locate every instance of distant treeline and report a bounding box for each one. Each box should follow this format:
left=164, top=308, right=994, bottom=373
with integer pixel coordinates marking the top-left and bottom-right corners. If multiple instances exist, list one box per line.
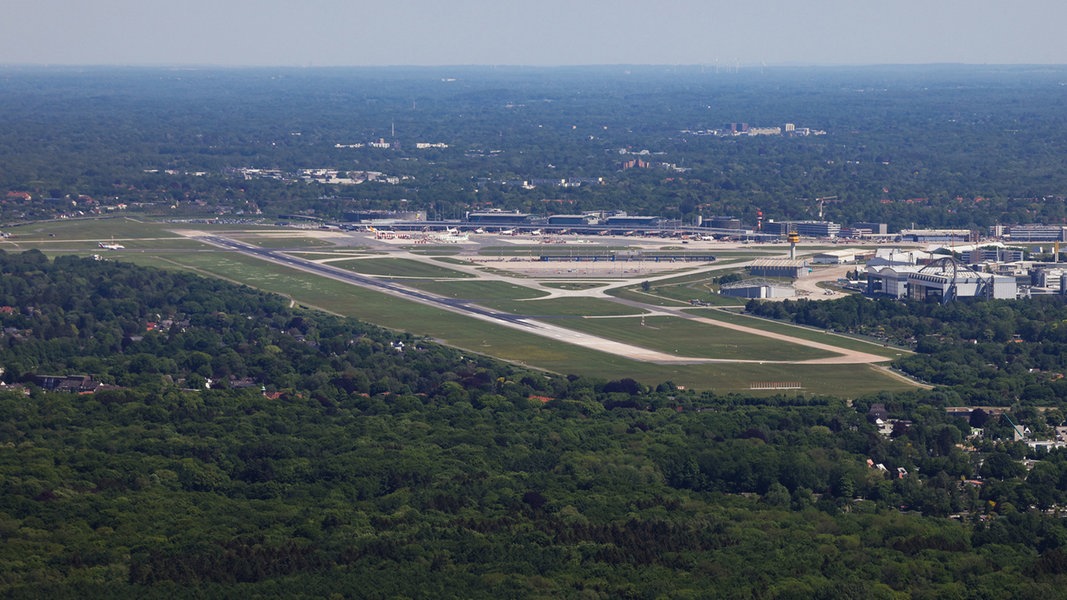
left=2, top=66, right=1067, bottom=229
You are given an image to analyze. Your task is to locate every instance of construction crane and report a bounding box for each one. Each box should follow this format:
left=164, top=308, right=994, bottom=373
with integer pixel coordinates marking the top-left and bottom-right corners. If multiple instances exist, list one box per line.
left=1003, top=413, right=1027, bottom=441
left=816, top=196, right=838, bottom=220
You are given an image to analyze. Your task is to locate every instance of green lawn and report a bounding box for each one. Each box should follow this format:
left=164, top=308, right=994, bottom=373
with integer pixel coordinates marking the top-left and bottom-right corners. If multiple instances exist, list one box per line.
left=491, top=297, right=648, bottom=317
left=549, top=315, right=836, bottom=361
left=607, top=287, right=693, bottom=307
left=285, top=251, right=378, bottom=260
left=328, top=257, right=475, bottom=278
left=405, top=246, right=463, bottom=255
left=687, top=308, right=909, bottom=360
left=229, top=236, right=338, bottom=249
left=4, top=217, right=175, bottom=241
left=539, top=281, right=610, bottom=290
left=395, top=279, right=548, bottom=301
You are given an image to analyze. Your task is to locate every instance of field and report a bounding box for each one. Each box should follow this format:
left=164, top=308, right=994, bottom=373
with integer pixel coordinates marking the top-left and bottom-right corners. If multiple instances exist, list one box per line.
left=549, top=315, right=837, bottom=361
left=328, top=257, right=476, bottom=278
left=0, top=218, right=920, bottom=396
left=392, top=279, right=548, bottom=301
left=687, top=309, right=908, bottom=360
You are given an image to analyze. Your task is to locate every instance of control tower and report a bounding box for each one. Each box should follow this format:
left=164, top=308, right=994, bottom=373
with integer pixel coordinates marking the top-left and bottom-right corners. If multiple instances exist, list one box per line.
left=788, top=231, right=800, bottom=260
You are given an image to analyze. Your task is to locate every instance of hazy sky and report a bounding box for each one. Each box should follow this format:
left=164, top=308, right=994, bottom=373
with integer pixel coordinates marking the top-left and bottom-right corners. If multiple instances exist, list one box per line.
left=3, top=0, right=1064, bottom=67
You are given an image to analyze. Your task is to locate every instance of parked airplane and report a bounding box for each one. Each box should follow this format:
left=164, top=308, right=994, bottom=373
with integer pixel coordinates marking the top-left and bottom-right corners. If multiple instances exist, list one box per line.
left=529, top=229, right=542, bottom=236
left=500, top=229, right=515, bottom=235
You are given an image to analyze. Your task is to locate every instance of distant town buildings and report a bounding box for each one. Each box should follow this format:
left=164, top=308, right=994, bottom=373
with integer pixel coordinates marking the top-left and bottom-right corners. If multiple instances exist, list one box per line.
left=680, top=122, right=825, bottom=137
left=235, top=167, right=403, bottom=186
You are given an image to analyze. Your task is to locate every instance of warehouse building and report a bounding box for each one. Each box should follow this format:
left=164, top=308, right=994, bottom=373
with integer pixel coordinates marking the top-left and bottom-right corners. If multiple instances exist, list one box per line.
left=748, top=259, right=808, bottom=279
left=866, top=266, right=924, bottom=298
left=811, top=249, right=859, bottom=265
left=720, top=279, right=795, bottom=299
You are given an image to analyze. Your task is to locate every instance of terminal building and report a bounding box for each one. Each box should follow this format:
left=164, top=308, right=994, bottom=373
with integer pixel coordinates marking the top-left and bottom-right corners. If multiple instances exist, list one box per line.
left=705, top=216, right=742, bottom=230
left=344, top=209, right=426, bottom=223
left=899, top=229, right=971, bottom=243
left=466, top=210, right=532, bottom=225
left=602, top=215, right=663, bottom=229
left=547, top=214, right=594, bottom=227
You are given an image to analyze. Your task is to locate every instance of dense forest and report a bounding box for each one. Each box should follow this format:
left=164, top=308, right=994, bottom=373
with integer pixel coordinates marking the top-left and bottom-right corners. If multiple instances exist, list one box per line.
left=746, top=294, right=1067, bottom=403
left=2, top=65, right=1067, bottom=230
left=4, top=251, right=1067, bottom=596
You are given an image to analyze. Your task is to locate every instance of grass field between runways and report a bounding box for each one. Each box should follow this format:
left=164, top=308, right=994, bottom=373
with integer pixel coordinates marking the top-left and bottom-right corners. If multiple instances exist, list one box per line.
left=548, top=315, right=837, bottom=362
left=103, top=250, right=919, bottom=396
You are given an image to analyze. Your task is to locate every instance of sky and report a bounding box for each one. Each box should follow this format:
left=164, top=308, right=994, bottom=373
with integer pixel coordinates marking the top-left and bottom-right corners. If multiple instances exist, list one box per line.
left=2, top=0, right=1065, bottom=67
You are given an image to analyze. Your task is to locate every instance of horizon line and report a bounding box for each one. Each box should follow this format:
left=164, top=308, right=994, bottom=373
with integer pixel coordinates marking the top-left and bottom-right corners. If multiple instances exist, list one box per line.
left=2, top=61, right=1067, bottom=70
